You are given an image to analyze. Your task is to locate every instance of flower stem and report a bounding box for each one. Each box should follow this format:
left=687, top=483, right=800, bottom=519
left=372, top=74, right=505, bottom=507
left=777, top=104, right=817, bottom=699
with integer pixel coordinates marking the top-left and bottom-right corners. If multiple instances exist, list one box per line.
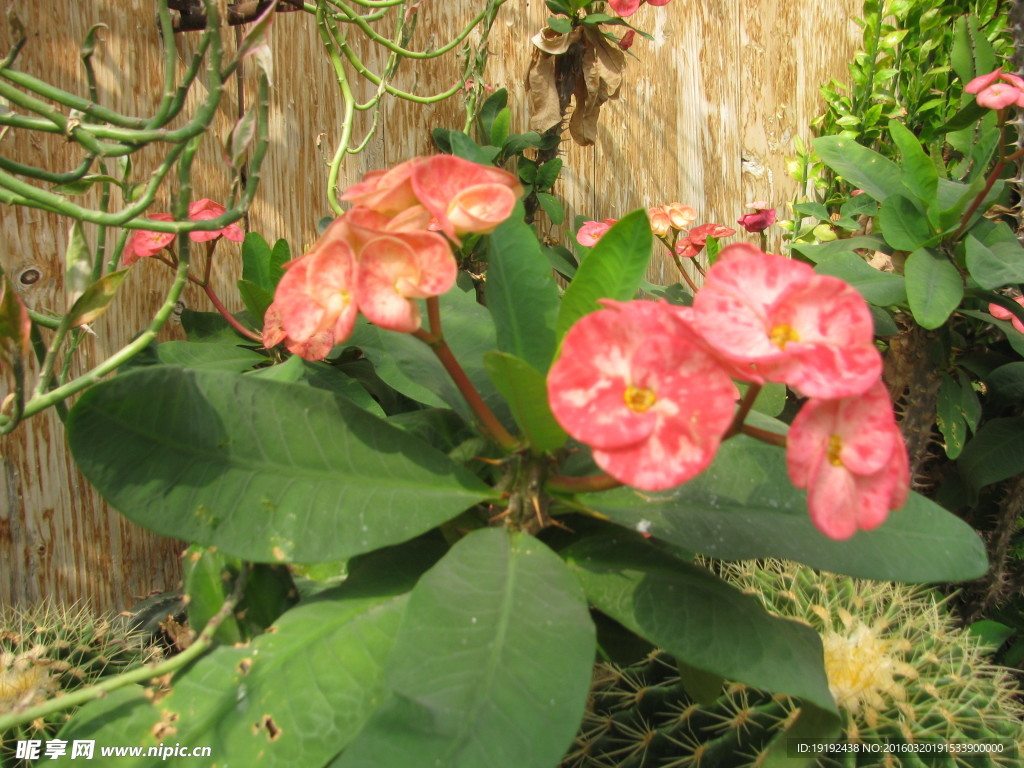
left=726, top=383, right=761, bottom=438
left=202, top=284, right=263, bottom=343
left=413, top=304, right=518, bottom=452
left=740, top=423, right=787, bottom=447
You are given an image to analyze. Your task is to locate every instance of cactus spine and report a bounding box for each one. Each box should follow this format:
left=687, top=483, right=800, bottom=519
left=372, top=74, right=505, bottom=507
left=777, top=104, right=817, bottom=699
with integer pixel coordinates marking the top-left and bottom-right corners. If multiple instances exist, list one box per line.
left=564, top=561, right=1023, bottom=767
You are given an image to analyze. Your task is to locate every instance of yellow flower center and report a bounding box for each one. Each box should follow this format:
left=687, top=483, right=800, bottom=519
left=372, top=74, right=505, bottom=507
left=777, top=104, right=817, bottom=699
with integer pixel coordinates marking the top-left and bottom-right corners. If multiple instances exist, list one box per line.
left=769, top=323, right=800, bottom=349
left=822, top=622, right=907, bottom=716
left=827, top=434, right=844, bottom=466
left=624, top=385, right=657, bottom=413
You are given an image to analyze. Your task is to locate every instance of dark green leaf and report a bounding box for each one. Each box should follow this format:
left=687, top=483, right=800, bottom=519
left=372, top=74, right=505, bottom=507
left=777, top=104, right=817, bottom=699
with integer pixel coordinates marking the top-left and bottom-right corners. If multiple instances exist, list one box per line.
left=448, top=131, right=499, bottom=165
left=237, top=278, right=274, bottom=323
left=958, top=417, right=1024, bottom=493
left=563, top=533, right=837, bottom=716
left=487, top=204, right=561, bottom=372
left=67, top=366, right=496, bottom=563
left=904, top=247, right=963, bottom=329
left=878, top=193, right=933, bottom=251
left=547, top=15, right=573, bottom=33
left=936, top=373, right=967, bottom=459
left=334, top=528, right=595, bottom=768
left=790, top=234, right=890, bottom=264
left=535, top=192, right=564, bottom=225
left=489, top=107, right=511, bottom=148
left=986, top=362, right=1024, bottom=403
left=156, top=340, right=265, bottom=372
left=578, top=435, right=988, bottom=582
left=478, top=88, right=509, bottom=142
left=557, top=209, right=652, bottom=338
left=535, top=158, right=563, bottom=190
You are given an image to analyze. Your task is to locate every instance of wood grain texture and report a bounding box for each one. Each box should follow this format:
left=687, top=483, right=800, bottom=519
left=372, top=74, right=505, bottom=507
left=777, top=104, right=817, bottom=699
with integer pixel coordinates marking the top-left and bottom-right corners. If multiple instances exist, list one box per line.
left=0, top=0, right=860, bottom=611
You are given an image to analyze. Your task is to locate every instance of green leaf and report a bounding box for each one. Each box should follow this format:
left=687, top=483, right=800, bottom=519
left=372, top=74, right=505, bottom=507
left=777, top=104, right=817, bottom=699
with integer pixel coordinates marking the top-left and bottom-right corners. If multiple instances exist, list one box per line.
left=535, top=158, right=562, bottom=190
left=448, top=131, right=499, bottom=165
left=888, top=119, right=937, bottom=203
left=349, top=285, right=509, bottom=423
left=878, top=193, right=933, bottom=251
left=156, top=340, right=265, bottom=372
left=486, top=204, right=559, bottom=371
left=67, top=268, right=129, bottom=327
left=986, top=361, right=1024, bottom=403
left=965, top=234, right=1024, bottom=290
left=478, top=88, right=508, bottom=142
left=813, top=136, right=903, bottom=200
left=937, top=373, right=967, bottom=459
left=483, top=351, right=567, bottom=454
left=578, top=435, right=988, bottom=582
left=557, top=209, right=652, bottom=338
left=535, top=192, right=565, bottom=225
left=547, top=15, right=573, bottom=33
left=904, top=247, right=963, bottom=329
left=489, top=107, right=511, bottom=148
left=242, top=231, right=272, bottom=291
left=67, top=366, right=496, bottom=563
left=64, top=220, right=92, bottom=302
left=958, top=417, right=1024, bottom=493
left=237, top=278, right=274, bottom=323
left=59, top=573, right=417, bottom=767
left=563, top=533, right=838, bottom=716
left=790, top=234, right=889, bottom=264
left=334, top=528, right=596, bottom=768
left=814, top=252, right=907, bottom=306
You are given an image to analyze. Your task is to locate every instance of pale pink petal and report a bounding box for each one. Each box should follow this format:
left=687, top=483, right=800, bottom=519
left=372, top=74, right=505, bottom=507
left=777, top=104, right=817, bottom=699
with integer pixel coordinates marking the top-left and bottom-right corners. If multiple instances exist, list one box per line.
left=411, top=155, right=522, bottom=240
left=577, top=219, right=616, bottom=247
left=965, top=68, right=1003, bottom=94
left=608, top=0, right=642, bottom=15
left=446, top=184, right=519, bottom=235
left=977, top=83, right=1024, bottom=110
left=123, top=213, right=175, bottom=265
left=357, top=236, right=423, bottom=333
left=341, top=158, right=421, bottom=216
left=262, top=303, right=288, bottom=348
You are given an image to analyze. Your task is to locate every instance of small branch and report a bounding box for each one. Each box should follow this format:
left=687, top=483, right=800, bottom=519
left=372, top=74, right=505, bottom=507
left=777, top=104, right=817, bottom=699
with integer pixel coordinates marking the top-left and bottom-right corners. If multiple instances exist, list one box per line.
left=0, top=564, right=250, bottom=731
left=545, top=473, right=623, bottom=494
left=725, top=383, right=761, bottom=438
left=740, top=423, right=787, bottom=447
left=412, top=322, right=518, bottom=452
left=203, top=284, right=263, bottom=342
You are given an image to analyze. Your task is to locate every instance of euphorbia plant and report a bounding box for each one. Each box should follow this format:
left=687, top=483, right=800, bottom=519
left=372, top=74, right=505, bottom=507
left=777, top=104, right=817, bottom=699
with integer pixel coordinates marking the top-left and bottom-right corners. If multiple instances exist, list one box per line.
left=20, top=154, right=990, bottom=767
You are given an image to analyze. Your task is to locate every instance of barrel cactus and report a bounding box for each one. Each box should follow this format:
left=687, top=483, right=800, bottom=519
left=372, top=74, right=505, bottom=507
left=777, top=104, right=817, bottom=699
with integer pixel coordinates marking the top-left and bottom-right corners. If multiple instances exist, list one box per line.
left=1, top=602, right=162, bottom=766
left=563, top=561, right=1023, bottom=767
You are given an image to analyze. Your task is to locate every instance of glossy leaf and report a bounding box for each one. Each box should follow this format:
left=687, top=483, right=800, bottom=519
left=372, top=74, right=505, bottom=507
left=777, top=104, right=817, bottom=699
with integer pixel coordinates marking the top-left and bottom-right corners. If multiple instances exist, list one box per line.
left=483, top=351, right=567, bottom=453
left=904, top=247, right=963, bottom=329
left=578, top=435, right=988, bottom=582
left=334, top=528, right=596, bottom=768
left=156, top=340, right=265, bottom=373
left=813, top=136, right=903, bottom=200
left=486, top=205, right=559, bottom=371
left=556, top=209, right=652, bottom=339
left=67, top=366, right=495, bottom=563
left=790, top=234, right=889, bottom=264
left=237, top=278, right=274, bottom=323
left=563, top=533, right=837, bottom=716
left=936, top=373, right=967, bottom=459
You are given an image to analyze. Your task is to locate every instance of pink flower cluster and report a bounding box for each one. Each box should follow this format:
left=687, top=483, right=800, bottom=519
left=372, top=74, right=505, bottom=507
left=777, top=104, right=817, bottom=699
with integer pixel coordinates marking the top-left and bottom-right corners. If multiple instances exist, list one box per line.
left=736, top=200, right=777, bottom=233
left=609, top=0, right=671, bottom=17
left=966, top=68, right=1024, bottom=110
left=989, top=296, right=1024, bottom=333
left=122, top=199, right=244, bottom=265
left=548, top=243, right=909, bottom=540
left=577, top=204, right=736, bottom=258
left=263, top=155, right=522, bottom=360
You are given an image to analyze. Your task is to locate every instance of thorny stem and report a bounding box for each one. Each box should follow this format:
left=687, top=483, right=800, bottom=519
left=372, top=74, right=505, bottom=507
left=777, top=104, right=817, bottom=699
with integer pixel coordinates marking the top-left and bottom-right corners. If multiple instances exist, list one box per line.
left=413, top=300, right=518, bottom=452
left=0, top=565, right=251, bottom=732
left=952, top=111, right=1024, bottom=242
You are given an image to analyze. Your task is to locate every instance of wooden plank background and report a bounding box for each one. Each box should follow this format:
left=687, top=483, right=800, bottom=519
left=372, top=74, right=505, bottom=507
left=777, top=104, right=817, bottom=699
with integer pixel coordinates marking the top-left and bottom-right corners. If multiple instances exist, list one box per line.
left=0, top=0, right=861, bottom=612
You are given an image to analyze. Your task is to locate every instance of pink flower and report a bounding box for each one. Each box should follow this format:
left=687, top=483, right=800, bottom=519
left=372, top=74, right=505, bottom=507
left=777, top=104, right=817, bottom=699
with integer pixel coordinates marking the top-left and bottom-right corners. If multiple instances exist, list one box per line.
left=737, top=201, right=777, bottom=233
left=263, top=239, right=359, bottom=360
left=965, top=68, right=1024, bottom=110
left=410, top=155, right=522, bottom=240
left=988, top=296, right=1024, bottom=333
left=787, top=381, right=909, bottom=540
left=618, top=30, right=636, bottom=50
left=692, top=244, right=882, bottom=398
left=187, top=199, right=245, bottom=243
left=123, top=214, right=175, bottom=265
left=356, top=232, right=458, bottom=333
left=609, top=0, right=642, bottom=15
left=648, top=207, right=672, bottom=237
left=547, top=300, right=739, bottom=491
left=577, top=218, right=617, bottom=247
left=665, top=202, right=697, bottom=229
left=675, top=222, right=735, bottom=259
left=341, top=159, right=421, bottom=217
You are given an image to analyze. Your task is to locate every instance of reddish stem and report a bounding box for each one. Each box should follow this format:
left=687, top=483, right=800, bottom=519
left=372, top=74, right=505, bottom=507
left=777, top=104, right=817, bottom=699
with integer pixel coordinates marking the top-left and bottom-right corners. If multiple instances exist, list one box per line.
left=952, top=114, right=1024, bottom=242
left=412, top=324, right=519, bottom=452
left=740, top=423, right=787, bottom=447
left=725, top=383, right=761, bottom=438
left=202, top=284, right=263, bottom=343
left=545, top=473, right=623, bottom=494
